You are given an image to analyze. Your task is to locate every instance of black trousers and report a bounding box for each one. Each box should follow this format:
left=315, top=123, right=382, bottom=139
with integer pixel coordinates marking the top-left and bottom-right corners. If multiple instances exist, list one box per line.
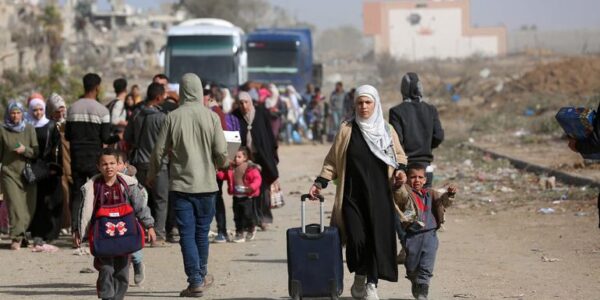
left=70, top=169, right=98, bottom=230
left=253, top=182, right=273, bottom=226
left=233, top=196, right=254, bottom=232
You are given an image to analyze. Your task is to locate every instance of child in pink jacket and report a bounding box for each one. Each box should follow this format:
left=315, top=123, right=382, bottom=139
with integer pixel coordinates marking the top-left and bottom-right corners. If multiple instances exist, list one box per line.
left=217, top=146, right=262, bottom=243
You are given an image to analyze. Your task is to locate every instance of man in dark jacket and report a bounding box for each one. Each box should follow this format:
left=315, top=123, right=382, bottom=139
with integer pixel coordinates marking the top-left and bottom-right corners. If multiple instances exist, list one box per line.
left=388, top=72, right=444, bottom=264
left=66, top=73, right=120, bottom=235
left=125, top=82, right=170, bottom=244
left=389, top=72, right=444, bottom=187
left=568, top=102, right=600, bottom=228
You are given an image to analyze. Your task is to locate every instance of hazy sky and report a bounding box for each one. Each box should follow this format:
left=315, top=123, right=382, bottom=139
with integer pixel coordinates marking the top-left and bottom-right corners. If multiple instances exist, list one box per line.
left=125, top=0, right=600, bottom=31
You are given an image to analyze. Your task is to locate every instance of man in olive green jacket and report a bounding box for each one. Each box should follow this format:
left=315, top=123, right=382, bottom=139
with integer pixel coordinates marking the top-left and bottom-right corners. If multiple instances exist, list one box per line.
left=148, top=73, right=228, bottom=297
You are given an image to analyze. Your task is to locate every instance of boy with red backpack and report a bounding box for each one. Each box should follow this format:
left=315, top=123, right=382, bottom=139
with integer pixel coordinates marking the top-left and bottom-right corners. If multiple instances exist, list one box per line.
left=74, top=148, right=156, bottom=300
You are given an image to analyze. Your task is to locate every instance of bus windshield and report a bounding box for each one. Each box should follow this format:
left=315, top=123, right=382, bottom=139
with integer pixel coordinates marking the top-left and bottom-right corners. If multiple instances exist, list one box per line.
left=167, top=35, right=238, bottom=86
left=247, top=41, right=299, bottom=73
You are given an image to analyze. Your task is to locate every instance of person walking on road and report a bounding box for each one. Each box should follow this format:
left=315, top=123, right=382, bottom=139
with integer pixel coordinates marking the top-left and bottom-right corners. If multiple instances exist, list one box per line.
left=0, top=101, right=38, bottom=250
left=388, top=72, right=444, bottom=263
left=125, top=82, right=170, bottom=246
left=309, top=85, right=408, bottom=300
left=67, top=73, right=120, bottom=246
left=149, top=73, right=228, bottom=298
left=233, top=91, right=279, bottom=230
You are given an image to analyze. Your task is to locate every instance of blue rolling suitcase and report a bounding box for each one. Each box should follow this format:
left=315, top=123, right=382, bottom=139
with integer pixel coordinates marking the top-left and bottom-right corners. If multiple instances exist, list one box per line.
left=286, top=194, right=343, bottom=300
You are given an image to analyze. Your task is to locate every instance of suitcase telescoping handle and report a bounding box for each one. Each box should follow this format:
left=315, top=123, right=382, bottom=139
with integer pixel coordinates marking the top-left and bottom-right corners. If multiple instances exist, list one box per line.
left=300, top=194, right=325, bottom=234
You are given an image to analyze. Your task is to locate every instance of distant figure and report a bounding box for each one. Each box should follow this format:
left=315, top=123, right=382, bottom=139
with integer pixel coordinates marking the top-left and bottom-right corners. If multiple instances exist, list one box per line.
left=149, top=73, right=228, bottom=297
left=388, top=72, right=444, bottom=265
left=27, top=98, right=63, bottom=246
left=125, top=82, right=170, bottom=246
left=0, top=101, right=38, bottom=250
left=66, top=73, right=120, bottom=245
left=329, top=81, right=346, bottom=135
left=389, top=72, right=444, bottom=187
left=153, top=74, right=179, bottom=113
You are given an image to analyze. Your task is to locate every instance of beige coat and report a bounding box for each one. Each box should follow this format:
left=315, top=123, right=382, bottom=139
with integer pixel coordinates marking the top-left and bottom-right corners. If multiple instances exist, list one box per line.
left=318, top=121, right=407, bottom=244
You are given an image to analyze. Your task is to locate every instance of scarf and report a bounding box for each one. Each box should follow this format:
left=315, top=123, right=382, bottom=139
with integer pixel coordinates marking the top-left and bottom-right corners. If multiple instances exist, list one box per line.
left=3, top=101, right=27, bottom=133
left=239, top=91, right=256, bottom=152
left=265, top=84, right=279, bottom=109
left=27, top=98, right=50, bottom=128
left=400, top=72, right=423, bottom=102
left=354, top=85, right=398, bottom=168
left=46, top=93, right=66, bottom=122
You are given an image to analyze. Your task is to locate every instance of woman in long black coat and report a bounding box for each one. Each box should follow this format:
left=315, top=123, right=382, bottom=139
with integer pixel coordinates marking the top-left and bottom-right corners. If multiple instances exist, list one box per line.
left=233, top=91, right=279, bottom=229
left=27, top=98, right=62, bottom=245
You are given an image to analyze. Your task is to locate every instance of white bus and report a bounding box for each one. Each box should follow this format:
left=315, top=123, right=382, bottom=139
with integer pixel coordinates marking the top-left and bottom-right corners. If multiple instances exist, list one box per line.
left=165, top=18, right=247, bottom=88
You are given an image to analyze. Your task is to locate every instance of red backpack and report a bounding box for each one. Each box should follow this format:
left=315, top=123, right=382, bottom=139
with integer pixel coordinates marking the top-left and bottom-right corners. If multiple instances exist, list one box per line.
left=88, top=176, right=145, bottom=257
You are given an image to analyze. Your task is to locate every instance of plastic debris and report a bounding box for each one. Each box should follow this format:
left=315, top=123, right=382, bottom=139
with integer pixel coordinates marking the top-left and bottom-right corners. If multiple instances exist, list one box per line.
left=538, top=208, right=555, bottom=214
left=541, top=255, right=560, bottom=262
left=575, top=212, right=589, bottom=217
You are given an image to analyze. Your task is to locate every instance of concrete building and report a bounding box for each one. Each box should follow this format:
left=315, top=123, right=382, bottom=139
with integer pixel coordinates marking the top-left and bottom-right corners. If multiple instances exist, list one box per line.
left=363, top=0, right=507, bottom=60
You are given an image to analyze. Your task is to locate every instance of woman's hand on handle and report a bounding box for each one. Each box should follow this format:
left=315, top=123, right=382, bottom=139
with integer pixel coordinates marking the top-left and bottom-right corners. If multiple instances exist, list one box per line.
left=308, top=184, right=321, bottom=200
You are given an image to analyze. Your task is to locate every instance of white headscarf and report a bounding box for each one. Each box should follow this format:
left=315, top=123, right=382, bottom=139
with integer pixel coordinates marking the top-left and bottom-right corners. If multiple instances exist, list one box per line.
left=27, top=98, right=50, bottom=128
left=221, top=88, right=234, bottom=114
left=265, top=83, right=280, bottom=109
left=354, top=85, right=398, bottom=168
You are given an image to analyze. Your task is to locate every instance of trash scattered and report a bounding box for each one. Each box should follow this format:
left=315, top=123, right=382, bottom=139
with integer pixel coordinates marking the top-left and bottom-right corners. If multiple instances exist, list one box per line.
left=479, top=68, right=491, bottom=79
left=468, top=137, right=475, bottom=143
left=504, top=294, right=525, bottom=299
left=80, top=268, right=95, bottom=274
left=454, top=293, right=476, bottom=298
left=499, top=186, right=515, bottom=193
left=538, top=208, right=555, bottom=214
left=524, top=108, right=535, bottom=116
left=72, top=247, right=90, bottom=256
left=32, top=244, right=59, bottom=253
left=463, top=159, right=473, bottom=167
left=245, top=253, right=259, bottom=257
left=574, top=212, right=589, bottom=217
left=513, top=129, right=529, bottom=137
left=530, top=248, right=543, bottom=252
left=541, top=255, right=560, bottom=262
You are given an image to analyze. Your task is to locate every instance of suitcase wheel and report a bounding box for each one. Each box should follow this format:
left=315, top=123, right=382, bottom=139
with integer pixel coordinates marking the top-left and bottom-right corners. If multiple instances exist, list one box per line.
left=290, top=280, right=302, bottom=300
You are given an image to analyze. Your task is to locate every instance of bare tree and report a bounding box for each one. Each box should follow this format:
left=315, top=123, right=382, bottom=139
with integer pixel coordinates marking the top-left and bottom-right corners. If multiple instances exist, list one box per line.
left=178, top=0, right=270, bottom=32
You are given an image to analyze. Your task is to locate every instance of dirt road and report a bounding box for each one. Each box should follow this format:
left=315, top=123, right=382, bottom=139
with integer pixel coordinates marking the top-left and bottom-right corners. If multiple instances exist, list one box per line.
left=1, top=143, right=599, bottom=299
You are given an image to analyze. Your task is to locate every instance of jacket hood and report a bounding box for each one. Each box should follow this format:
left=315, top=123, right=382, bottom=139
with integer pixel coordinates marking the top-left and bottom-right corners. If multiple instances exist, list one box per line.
left=179, top=73, right=204, bottom=105
left=400, top=72, right=423, bottom=102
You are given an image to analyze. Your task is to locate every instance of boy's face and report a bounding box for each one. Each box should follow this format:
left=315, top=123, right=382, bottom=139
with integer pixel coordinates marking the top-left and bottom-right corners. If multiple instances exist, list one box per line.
left=408, top=168, right=427, bottom=190
left=233, top=151, right=247, bottom=166
left=97, top=154, right=118, bottom=179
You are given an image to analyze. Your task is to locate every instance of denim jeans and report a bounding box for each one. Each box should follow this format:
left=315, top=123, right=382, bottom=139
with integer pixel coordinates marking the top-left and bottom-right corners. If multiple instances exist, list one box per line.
left=173, top=191, right=216, bottom=288
left=131, top=250, right=143, bottom=265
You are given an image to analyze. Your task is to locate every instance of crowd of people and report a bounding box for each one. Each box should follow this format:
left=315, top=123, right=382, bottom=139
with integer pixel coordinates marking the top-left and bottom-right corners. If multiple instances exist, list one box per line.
left=0, top=70, right=455, bottom=300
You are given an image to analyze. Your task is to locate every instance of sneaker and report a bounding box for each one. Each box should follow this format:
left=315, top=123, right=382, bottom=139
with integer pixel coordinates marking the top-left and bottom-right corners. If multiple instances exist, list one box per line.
left=245, top=229, right=256, bottom=241
left=416, top=284, right=429, bottom=300
left=179, top=286, right=203, bottom=298
left=166, top=234, right=179, bottom=243
left=133, top=262, right=145, bottom=286
left=233, top=232, right=245, bottom=243
left=213, top=233, right=227, bottom=243
left=364, top=283, right=379, bottom=300
left=208, top=230, right=218, bottom=238
left=411, top=281, right=419, bottom=299
left=350, top=275, right=366, bottom=299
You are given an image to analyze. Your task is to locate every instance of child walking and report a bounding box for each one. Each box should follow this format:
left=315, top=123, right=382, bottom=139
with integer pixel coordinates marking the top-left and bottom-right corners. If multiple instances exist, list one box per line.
left=74, top=148, right=156, bottom=300
left=217, top=146, right=262, bottom=243
left=395, top=163, right=456, bottom=300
